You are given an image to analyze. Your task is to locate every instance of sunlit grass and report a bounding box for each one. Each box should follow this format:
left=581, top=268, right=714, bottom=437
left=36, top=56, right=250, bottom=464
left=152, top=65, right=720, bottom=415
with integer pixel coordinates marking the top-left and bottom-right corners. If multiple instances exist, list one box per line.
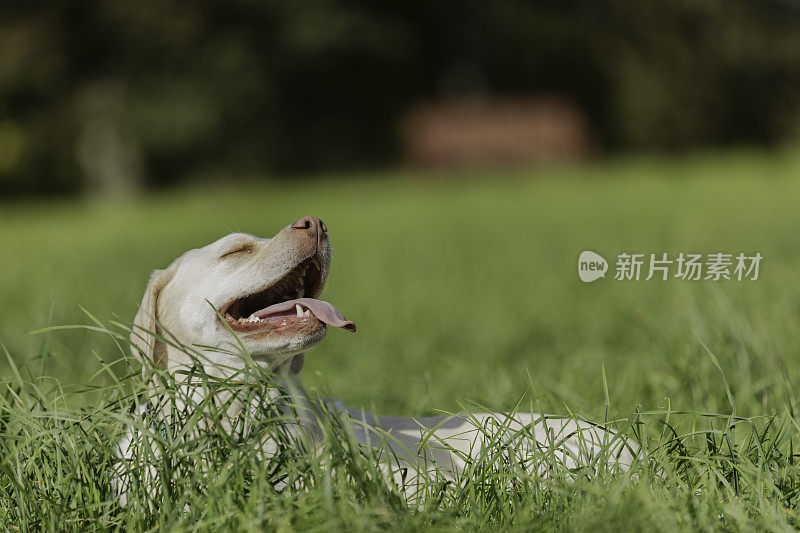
left=2, top=149, right=800, bottom=529
left=3, top=317, right=800, bottom=530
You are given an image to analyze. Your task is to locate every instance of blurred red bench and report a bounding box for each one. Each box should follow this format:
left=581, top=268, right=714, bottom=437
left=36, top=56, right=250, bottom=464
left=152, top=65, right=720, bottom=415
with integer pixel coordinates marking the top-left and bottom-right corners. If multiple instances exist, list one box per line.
left=399, top=97, right=591, bottom=168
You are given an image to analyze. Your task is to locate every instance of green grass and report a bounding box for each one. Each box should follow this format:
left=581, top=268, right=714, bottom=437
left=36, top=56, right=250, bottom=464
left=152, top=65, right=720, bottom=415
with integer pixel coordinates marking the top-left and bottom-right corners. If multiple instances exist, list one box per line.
left=3, top=149, right=800, bottom=530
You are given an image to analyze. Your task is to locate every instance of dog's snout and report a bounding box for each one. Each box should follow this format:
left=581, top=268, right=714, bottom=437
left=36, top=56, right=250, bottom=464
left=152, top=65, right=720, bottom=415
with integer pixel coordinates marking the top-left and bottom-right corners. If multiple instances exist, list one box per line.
left=291, top=216, right=327, bottom=238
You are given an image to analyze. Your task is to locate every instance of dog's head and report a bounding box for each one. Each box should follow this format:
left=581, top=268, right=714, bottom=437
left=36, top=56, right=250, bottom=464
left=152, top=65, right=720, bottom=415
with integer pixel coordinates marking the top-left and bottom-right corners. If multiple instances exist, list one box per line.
left=131, top=216, right=355, bottom=377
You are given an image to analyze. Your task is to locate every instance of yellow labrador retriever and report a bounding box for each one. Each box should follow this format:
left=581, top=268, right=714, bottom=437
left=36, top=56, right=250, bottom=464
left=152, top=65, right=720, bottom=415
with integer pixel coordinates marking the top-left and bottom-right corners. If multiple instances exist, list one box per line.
left=119, top=216, right=637, bottom=500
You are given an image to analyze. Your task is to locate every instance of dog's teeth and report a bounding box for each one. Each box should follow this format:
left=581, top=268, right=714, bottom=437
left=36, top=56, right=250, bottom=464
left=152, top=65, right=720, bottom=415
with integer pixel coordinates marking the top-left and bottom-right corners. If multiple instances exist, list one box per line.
left=304, top=309, right=311, bottom=317
left=296, top=304, right=303, bottom=318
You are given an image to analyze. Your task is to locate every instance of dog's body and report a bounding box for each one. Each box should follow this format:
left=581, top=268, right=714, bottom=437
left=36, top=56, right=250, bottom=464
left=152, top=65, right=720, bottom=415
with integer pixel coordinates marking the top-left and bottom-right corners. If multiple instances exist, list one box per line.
left=118, top=217, right=636, bottom=500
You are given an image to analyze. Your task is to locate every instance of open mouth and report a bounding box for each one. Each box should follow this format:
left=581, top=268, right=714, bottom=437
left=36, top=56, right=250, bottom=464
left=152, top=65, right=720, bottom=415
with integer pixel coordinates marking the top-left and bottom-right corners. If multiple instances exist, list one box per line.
left=220, top=256, right=356, bottom=334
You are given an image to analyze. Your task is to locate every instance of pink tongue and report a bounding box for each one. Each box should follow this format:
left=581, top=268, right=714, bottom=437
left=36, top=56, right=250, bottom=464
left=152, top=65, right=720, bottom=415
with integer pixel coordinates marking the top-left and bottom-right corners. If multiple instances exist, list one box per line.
left=253, top=298, right=356, bottom=332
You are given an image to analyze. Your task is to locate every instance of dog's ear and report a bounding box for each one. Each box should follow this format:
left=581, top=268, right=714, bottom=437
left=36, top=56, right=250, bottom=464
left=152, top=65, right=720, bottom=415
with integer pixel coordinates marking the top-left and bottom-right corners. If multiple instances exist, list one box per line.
left=131, top=264, right=177, bottom=373
left=290, top=353, right=305, bottom=374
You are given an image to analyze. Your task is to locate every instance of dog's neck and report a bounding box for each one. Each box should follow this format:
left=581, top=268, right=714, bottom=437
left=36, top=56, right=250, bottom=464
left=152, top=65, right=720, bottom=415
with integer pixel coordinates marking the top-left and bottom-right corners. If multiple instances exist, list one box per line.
left=152, top=343, right=312, bottom=427
left=164, top=343, right=298, bottom=379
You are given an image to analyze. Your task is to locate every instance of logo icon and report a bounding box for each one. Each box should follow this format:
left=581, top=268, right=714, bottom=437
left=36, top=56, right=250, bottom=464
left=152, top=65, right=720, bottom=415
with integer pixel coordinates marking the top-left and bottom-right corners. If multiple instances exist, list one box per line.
left=578, top=250, right=608, bottom=282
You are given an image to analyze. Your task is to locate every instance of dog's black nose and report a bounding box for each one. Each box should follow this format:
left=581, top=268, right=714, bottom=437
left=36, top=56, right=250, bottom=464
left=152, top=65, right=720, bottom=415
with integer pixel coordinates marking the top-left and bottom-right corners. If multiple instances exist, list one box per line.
left=291, top=216, right=327, bottom=237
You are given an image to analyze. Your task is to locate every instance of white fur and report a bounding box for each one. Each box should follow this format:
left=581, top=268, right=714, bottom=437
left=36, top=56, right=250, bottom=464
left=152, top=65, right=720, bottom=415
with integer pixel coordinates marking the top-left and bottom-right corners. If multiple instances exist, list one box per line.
left=117, top=218, right=637, bottom=503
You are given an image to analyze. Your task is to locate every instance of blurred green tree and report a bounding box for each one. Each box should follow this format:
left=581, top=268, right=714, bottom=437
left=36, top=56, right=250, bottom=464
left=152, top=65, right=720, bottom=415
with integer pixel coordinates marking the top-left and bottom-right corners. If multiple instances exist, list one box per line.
left=0, top=0, right=797, bottom=197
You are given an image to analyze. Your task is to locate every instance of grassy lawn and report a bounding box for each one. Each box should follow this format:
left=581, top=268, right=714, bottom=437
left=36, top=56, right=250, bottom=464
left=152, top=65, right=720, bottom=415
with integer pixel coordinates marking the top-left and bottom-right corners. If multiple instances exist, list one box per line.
left=3, top=150, right=800, bottom=530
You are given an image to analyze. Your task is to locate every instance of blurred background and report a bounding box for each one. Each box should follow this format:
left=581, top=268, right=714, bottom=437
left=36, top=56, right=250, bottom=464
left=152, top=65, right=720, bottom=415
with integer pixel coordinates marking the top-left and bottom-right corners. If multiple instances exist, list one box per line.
left=0, top=0, right=799, bottom=199
left=2, top=1, right=800, bottom=418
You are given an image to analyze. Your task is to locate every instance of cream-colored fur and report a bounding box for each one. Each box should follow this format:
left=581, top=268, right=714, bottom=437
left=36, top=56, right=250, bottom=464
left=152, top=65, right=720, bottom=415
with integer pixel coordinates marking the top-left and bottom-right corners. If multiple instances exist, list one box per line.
left=117, top=217, right=637, bottom=502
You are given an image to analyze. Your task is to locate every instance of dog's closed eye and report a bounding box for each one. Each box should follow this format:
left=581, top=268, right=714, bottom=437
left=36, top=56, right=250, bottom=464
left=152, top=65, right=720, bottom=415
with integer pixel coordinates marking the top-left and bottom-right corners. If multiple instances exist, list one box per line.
left=219, top=244, right=254, bottom=259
